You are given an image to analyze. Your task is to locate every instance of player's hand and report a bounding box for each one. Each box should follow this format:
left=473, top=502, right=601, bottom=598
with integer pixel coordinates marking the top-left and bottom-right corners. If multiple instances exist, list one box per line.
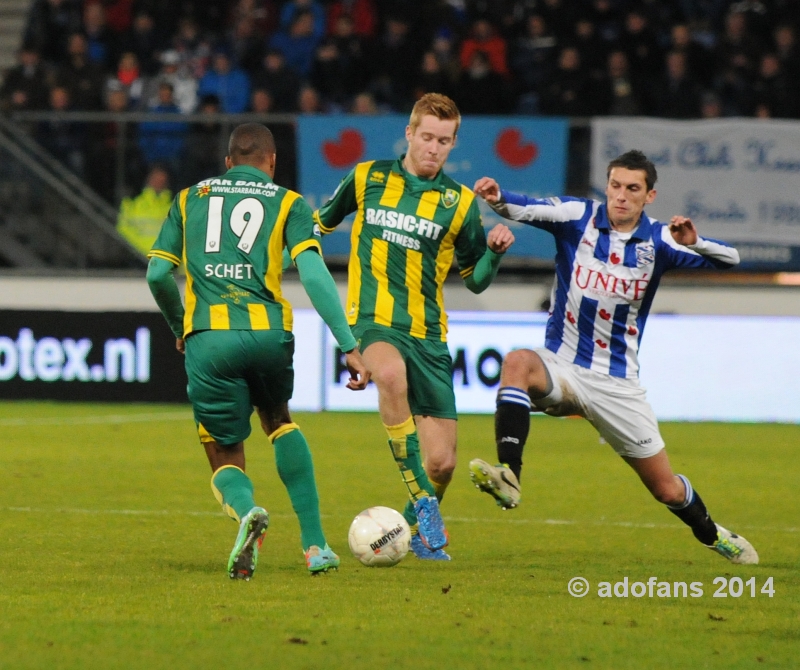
left=487, top=223, right=514, bottom=254
left=344, top=348, right=370, bottom=390
left=668, top=216, right=698, bottom=246
left=473, top=177, right=501, bottom=203
left=176, top=338, right=185, bottom=354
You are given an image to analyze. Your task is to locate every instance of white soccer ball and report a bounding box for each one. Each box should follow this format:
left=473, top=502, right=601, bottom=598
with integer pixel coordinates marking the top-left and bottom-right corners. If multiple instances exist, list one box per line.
left=348, top=506, right=411, bottom=567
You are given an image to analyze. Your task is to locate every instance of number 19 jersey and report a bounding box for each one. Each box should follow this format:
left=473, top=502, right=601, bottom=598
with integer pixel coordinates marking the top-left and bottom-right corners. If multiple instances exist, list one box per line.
left=148, top=165, right=321, bottom=337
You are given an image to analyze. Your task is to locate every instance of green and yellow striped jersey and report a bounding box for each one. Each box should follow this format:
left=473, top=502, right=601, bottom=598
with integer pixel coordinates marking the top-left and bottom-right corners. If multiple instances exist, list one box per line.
left=148, top=165, right=321, bottom=337
left=314, top=157, right=486, bottom=342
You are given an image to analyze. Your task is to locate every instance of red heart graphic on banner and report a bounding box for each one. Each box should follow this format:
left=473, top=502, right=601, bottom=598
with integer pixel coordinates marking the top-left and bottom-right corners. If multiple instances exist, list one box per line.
left=599, top=309, right=611, bottom=320
left=595, top=339, right=608, bottom=349
left=322, top=128, right=365, bottom=168
left=628, top=326, right=638, bottom=335
left=610, top=252, right=621, bottom=264
left=567, top=311, right=576, bottom=325
left=495, top=128, right=538, bottom=168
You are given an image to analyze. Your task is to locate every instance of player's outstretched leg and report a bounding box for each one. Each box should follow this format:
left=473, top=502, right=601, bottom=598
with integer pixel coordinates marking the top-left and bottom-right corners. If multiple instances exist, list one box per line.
left=386, top=417, right=448, bottom=550
left=409, top=533, right=451, bottom=561
left=469, top=459, right=521, bottom=510
left=668, top=474, right=758, bottom=565
left=211, top=465, right=270, bottom=580
left=270, top=423, right=340, bottom=573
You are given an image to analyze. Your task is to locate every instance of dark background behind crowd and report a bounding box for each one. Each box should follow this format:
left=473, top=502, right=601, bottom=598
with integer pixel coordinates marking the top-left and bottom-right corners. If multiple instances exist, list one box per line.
left=1, top=0, right=798, bottom=202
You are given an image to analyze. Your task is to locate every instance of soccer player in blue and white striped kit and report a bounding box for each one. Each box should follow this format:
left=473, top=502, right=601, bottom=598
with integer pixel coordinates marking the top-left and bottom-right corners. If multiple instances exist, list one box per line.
left=468, top=150, right=758, bottom=564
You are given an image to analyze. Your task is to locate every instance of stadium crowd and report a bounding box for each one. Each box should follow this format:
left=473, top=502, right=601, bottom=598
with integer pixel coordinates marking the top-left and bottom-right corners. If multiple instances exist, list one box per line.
left=0, top=0, right=798, bottom=202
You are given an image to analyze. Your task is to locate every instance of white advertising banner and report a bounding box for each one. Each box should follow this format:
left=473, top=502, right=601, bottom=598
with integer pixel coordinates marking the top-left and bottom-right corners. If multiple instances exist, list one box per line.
left=590, top=118, right=800, bottom=268
left=290, top=309, right=800, bottom=423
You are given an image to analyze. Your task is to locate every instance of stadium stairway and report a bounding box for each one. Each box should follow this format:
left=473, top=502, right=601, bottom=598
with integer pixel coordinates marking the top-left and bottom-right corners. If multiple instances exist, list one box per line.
left=0, top=0, right=30, bottom=74
left=0, top=116, right=147, bottom=269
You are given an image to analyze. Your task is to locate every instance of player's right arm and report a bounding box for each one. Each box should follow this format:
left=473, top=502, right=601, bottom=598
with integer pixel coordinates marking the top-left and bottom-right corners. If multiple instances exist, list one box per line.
left=313, top=166, right=361, bottom=234
left=146, top=191, right=187, bottom=348
left=473, top=176, right=588, bottom=233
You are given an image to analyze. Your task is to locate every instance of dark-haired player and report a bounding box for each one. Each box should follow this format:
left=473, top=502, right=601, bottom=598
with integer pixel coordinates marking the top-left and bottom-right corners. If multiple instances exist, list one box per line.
left=147, top=123, right=369, bottom=579
left=469, top=149, right=758, bottom=564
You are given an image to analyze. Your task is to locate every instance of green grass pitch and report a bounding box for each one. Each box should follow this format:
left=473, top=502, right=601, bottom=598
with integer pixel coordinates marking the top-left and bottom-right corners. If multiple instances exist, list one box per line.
left=1, top=402, right=797, bottom=669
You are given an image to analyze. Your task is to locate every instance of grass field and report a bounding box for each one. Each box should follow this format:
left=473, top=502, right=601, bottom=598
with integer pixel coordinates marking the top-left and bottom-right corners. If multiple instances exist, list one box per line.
left=1, top=402, right=797, bottom=669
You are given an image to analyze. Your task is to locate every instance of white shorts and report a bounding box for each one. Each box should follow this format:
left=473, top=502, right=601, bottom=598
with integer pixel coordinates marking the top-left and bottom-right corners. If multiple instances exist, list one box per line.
left=532, top=348, right=665, bottom=459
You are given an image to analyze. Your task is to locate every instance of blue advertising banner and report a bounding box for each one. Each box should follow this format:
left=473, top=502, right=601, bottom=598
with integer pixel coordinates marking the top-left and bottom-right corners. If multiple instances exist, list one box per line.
left=297, top=115, right=569, bottom=261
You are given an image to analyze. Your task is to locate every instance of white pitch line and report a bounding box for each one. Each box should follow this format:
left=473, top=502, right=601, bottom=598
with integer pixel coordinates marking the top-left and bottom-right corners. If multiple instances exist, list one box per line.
left=2, top=506, right=796, bottom=533
left=0, top=411, right=192, bottom=427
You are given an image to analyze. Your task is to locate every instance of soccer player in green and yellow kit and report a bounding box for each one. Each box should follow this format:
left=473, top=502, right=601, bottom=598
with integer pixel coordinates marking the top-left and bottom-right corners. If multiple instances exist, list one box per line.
left=314, top=93, right=514, bottom=560
left=146, top=123, right=369, bottom=579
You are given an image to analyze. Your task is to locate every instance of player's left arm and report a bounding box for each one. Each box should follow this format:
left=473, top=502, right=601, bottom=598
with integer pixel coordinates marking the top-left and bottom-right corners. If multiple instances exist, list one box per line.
left=665, top=215, right=740, bottom=269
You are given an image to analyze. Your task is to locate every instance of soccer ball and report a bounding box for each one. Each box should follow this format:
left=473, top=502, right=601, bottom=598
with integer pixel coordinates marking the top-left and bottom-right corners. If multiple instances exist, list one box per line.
left=348, top=506, right=411, bottom=567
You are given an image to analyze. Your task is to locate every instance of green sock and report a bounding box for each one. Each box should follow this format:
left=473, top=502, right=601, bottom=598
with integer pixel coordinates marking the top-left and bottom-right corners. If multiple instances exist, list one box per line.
left=385, top=417, right=436, bottom=527
left=210, top=466, right=256, bottom=522
left=272, top=424, right=326, bottom=550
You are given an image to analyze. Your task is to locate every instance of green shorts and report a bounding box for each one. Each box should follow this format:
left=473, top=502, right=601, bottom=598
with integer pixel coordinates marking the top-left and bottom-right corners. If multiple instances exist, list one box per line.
left=353, top=322, right=457, bottom=420
left=184, top=329, right=294, bottom=446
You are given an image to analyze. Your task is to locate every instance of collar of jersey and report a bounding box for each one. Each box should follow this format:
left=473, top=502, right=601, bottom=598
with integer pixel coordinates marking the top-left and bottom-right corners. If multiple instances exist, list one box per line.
left=224, top=165, right=273, bottom=182
left=596, top=203, right=653, bottom=242
left=392, top=155, right=447, bottom=194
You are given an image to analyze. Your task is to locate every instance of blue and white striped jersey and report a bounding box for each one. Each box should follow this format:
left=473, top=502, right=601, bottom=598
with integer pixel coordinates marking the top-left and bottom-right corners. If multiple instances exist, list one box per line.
left=493, top=191, right=740, bottom=379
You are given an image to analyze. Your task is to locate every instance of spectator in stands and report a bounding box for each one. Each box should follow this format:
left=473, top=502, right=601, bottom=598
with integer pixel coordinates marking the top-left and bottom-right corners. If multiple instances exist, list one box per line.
left=0, top=45, right=50, bottom=111
left=511, top=13, right=557, bottom=114
left=137, top=82, right=187, bottom=175
left=572, top=17, right=607, bottom=83
left=83, top=2, right=115, bottom=69
left=227, top=18, right=265, bottom=73
left=456, top=50, right=512, bottom=115
left=197, top=49, right=250, bottom=113
left=413, top=50, right=453, bottom=101
left=298, top=84, right=323, bottom=113
left=365, top=15, right=421, bottom=111
left=143, top=50, right=198, bottom=114
left=540, top=46, right=594, bottom=116
left=279, top=0, right=326, bottom=43
left=269, top=9, right=322, bottom=79
left=228, top=0, right=277, bottom=39
left=117, top=164, right=172, bottom=256
left=351, top=91, right=378, bottom=114
left=459, top=18, right=509, bottom=77
left=326, top=0, right=377, bottom=38
left=430, top=27, right=461, bottom=91
left=55, top=33, right=107, bottom=110
left=115, top=52, right=145, bottom=108
left=24, top=0, right=82, bottom=63
left=652, top=51, right=701, bottom=119
left=752, top=53, right=798, bottom=119
left=619, top=8, right=663, bottom=81
left=715, top=10, right=761, bottom=78
left=311, top=15, right=366, bottom=108
left=669, top=23, right=713, bottom=87
left=700, top=91, right=723, bottom=119
left=249, top=88, right=274, bottom=113
left=251, top=49, right=301, bottom=112
left=540, top=0, right=580, bottom=41
left=36, top=85, right=85, bottom=175
left=773, top=24, right=800, bottom=82
left=119, top=11, right=161, bottom=76
left=172, top=17, right=210, bottom=79
left=598, top=50, right=643, bottom=116
left=101, top=0, right=134, bottom=35
left=182, top=94, right=223, bottom=187
left=587, top=0, right=622, bottom=43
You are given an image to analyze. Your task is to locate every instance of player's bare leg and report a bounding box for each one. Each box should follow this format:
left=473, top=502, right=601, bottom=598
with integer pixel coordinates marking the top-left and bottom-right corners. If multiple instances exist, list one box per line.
left=624, top=449, right=758, bottom=564
left=256, top=404, right=338, bottom=574
left=363, top=342, right=448, bottom=554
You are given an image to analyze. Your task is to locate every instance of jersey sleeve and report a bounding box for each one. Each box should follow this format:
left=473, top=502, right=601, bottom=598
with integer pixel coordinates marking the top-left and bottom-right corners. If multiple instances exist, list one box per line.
left=147, top=189, right=186, bottom=266
left=313, top=167, right=358, bottom=234
left=454, top=196, right=487, bottom=278
left=657, top=226, right=740, bottom=270
left=492, top=191, right=590, bottom=235
left=285, top=195, right=323, bottom=260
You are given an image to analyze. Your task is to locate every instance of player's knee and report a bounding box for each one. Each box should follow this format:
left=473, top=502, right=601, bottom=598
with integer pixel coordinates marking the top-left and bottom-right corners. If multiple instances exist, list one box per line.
left=426, top=457, right=455, bottom=483
left=651, top=481, right=684, bottom=506
left=502, top=349, right=538, bottom=383
left=371, top=364, right=407, bottom=397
